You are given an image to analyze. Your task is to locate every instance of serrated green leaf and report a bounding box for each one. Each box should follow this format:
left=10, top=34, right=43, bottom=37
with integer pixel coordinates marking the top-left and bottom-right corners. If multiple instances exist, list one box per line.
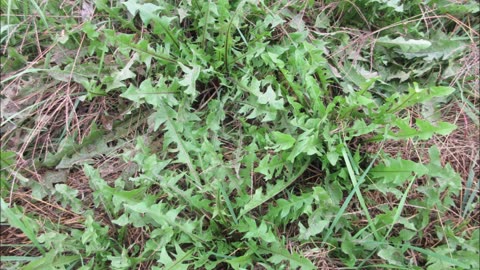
left=271, top=131, right=296, bottom=151
left=157, top=245, right=193, bottom=270
left=1, top=199, right=45, bottom=255
left=429, top=86, right=456, bottom=97
left=405, top=244, right=470, bottom=269
left=401, top=37, right=467, bottom=61
left=298, top=210, right=330, bottom=239
left=121, top=78, right=177, bottom=107
left=54, top=184, right=82, bottom=212
left=107, top=249, right=132, bottom=270
left=387, top=118, right=456, bottom=140
left=242, top=219, right=277, bottom=243
left=264, top=13, right=284, bottom=28
left=257, top=86, right=284, bottom=110
left=371, top=157, right=428, bottom=185
left=425, top=146, right=462, bottom=194
left=179, top=63, right=201, bottom=97
left=56, top=137, right=114, bottom=169
left=240, top=160, right=309, bottom=217
left=266, top=190, right=318, bottom=224
left=105, top=54, right=137, bottom=92
left=123, top=0, right=163, bottom=24
left=111, top=213, right=130, bottom=226
left=287, top=130, right=321, bottom=162
left=262, top=243, right=315, bottom=270
left=415, top=119, right=456, bottom=139
left=254, top=154, right=283, bottom=180
left=377, top=245, right=404, bottom=266
left=326, top=151, right=339, bottom=166
left=377, top=36, right=432, bottom=52
left=21, top=251, right=80, bottom=270
left=155, top=102, right=201, bottom=186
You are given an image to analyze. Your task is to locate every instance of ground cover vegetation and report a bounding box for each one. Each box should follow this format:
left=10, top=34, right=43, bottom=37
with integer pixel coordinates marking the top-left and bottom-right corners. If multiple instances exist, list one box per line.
left=0, top=0, right=479, bottom=269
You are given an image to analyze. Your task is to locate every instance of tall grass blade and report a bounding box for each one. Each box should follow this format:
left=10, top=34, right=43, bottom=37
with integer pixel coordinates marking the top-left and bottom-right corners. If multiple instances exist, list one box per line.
left=342, top=146, right=381, bottom=241
left=27, top=0, right=48, bottom=28
left=322, top=148, right=382, bottom=245
left=462, top=153, right=479, bottom=218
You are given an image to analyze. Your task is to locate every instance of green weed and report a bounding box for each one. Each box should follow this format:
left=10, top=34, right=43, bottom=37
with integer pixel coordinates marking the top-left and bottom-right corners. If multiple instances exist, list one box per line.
left=1, top=0, right=478, bottom=269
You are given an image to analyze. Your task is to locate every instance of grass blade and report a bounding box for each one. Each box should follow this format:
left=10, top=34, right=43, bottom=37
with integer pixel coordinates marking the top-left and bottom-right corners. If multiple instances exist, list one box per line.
left=6, top=0, right=13, bottom=35
left=322, top=148, right=382, bottom=245
left=0, top=256, right=38, bottom=262
left=355, top=174, right=417, bottom=269
left=201, top=0, right=211, bottom=49
left=342, top=146, right=381, bottom=241
left=219, top=181, right=238, bottom=224
left=1, top=68, right=47, bottom=84
left=462, top=153, right=479, bottom=218
left=154, top=18, right=180, bottom=50
left=224, top=1, right=245, bottom=73
left=384, top=175, right=416, bottom=238
left=27, top=0, right=48, bottom=28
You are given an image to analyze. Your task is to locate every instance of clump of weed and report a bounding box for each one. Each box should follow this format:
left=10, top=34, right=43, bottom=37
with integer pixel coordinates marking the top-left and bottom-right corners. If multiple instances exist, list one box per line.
left=1, top=0, right=478, bottom=269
